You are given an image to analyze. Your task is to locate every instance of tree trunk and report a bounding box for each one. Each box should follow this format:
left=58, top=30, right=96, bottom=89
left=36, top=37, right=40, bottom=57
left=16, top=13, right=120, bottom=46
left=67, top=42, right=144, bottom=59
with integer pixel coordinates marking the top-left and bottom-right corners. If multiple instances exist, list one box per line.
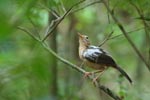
left=49, top=14, right=58, bottom=100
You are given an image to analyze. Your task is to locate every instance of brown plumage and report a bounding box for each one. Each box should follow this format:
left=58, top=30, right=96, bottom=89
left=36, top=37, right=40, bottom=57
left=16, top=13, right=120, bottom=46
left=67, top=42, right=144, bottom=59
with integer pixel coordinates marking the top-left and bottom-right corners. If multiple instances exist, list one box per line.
left=78, top=32, right=132, bottom=84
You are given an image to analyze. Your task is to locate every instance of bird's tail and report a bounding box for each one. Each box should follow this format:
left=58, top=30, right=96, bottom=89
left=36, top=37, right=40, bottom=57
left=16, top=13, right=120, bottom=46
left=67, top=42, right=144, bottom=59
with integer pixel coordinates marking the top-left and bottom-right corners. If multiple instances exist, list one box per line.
left=114, top=65, right=132, bottom=84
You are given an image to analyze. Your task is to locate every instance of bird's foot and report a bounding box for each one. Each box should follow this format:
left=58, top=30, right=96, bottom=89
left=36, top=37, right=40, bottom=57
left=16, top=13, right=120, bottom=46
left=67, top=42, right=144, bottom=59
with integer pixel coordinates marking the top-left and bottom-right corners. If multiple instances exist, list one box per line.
left=83, top=72, right=92, bottom=78
left=92, top=77, right=99, bottom=86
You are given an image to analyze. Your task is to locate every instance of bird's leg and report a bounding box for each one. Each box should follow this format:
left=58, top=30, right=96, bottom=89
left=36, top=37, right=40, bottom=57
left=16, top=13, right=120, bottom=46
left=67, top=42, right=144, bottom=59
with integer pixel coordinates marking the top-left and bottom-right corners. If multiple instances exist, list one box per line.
left=83, top=70, right=103, bottom=78
left=92, top=70, right=105, bottom=85
left=79, top=61, right=85, bottom=68
left=83, top=72, right=92, bottom=78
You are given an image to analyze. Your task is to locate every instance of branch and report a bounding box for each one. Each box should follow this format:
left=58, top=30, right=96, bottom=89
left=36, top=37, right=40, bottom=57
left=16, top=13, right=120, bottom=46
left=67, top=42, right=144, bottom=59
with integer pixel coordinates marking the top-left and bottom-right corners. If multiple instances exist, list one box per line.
left=17, top=26, right=40, bottom=41
left=38, top=4, right=60, bottom=18
left=98, top=27, right=144, bottom=47
left=42, top=0, right=86, bottom=42
left=42, top=0, right=102, bottom=42
left=18, top=27, right=122, bottom=100
left=27, top=16, right=41, bottom=39
left=44, top=18, right=60, bottom=37
left=134, top=17, right=150, bottom=21
left=101, top=0, right=150, bottom=70
left=99, top=85, right=121, bottom=100
left=130, top=2, right=150, bottom=39
left=60, top=0, right=67, bottom=13
left=130, top=1, right=150, bottom=64
left=42, top=43, right=122, bottom=100
left=98, top=31, right=114, bottom=47
left=71, top=0, right=102, bottom=13
left=109, top=27, right=144, bottom=40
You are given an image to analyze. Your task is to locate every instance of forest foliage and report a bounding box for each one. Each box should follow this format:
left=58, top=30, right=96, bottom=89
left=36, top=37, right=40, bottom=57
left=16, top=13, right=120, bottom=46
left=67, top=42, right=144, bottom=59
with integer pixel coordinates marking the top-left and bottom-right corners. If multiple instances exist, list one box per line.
left=0, top=0, right=150, bottom=100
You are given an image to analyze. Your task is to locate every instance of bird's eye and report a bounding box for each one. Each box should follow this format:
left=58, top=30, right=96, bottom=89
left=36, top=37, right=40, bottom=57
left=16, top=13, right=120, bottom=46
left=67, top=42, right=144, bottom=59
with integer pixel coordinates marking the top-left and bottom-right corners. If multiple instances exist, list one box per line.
left=85, top=36, right=88, bottom=39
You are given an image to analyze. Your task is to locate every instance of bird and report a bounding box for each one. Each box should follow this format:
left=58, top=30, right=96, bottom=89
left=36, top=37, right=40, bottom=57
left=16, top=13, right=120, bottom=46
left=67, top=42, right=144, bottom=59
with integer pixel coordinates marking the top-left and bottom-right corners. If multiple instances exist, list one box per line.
left=78, top=32, right=132, bottom=84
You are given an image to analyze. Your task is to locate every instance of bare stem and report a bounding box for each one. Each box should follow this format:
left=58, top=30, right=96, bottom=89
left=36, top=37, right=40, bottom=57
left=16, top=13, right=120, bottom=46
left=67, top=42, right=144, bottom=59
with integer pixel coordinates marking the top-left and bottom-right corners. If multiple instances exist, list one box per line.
left=130, top=1, right=150, bottom=65
left=98, top=31, right=114, bottom=47
left=71, top=0, right=102, bottom=13
left=109, top=27, right=144, bottom=40
left=42, top=0, right=85, bottom=42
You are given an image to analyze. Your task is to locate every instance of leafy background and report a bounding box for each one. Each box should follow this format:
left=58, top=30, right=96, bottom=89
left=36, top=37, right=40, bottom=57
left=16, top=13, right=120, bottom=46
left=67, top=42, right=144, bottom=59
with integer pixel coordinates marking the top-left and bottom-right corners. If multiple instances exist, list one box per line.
left=0, top=0, right=150, bottom=100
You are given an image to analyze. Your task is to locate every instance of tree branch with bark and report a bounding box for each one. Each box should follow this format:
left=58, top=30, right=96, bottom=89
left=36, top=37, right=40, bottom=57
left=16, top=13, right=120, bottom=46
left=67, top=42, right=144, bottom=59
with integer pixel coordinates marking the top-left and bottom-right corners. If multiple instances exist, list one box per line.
left=17, top=26, right=122, bottom=100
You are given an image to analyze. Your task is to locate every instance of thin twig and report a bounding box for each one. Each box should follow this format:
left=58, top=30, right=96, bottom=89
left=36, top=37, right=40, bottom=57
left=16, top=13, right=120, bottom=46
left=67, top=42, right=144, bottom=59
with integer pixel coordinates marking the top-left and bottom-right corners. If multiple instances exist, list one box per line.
left=39, top=4, right=60, bottom=18
left=98, top=0, right=113, bottom=47
left=130, top=2, right=150, bottom=39
left=60, top=0, right=66, bottom=13
left=42, top=0, right=86, bottom=42
left=41, top=0, right=102, bottom=42
left=134, top=17, right=150, bottom=21
left=98, top=27, right=143, bottom=46
left=44, top=18, right=61, bottom=37
left=71, top=0, right=102, bottom=13
left=109, top=27, right=144, bottom=40
left=98, top=31, right=114, bottom=47
left=107, top=0, right=110, bottom=24
left=18, top=27, right=122, bottom=100
left=17, top=26, right=40, bottom=41
left=27, top=16, right=41, bottom=39
left=50, top=8, right=60, bottom=18
left=130, top=1, right=150, bottom=64
left=99, top=85, right=121, bottom=100
left=101, top=0, right=150, bottom=70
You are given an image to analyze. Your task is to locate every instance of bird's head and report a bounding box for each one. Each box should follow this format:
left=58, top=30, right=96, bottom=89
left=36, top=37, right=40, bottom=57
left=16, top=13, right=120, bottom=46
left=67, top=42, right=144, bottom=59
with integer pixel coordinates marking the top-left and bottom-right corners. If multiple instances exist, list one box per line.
left=77, top=32, right=90, bottom=46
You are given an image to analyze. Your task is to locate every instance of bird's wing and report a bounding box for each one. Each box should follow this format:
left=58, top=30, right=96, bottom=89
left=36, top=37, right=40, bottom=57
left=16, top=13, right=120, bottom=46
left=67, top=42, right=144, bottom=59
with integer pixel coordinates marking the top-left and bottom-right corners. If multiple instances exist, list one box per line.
left=83, top=46, right=116, bottom=66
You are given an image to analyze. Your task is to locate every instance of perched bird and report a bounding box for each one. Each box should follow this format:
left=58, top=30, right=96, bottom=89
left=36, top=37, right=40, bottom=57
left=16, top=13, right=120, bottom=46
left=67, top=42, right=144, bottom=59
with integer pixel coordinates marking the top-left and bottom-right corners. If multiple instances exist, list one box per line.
left=78, top=32, right=132, bottom=84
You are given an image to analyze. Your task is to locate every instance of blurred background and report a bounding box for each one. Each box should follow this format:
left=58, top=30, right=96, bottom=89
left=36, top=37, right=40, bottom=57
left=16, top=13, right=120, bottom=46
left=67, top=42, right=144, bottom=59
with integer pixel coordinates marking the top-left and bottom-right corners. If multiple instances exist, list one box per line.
left=0, top=0, right=150, bottom=100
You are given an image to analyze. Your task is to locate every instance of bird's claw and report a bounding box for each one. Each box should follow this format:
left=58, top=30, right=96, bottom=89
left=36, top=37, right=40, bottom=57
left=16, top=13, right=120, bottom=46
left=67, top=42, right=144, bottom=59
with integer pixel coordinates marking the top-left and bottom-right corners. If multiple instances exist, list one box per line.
left=83, top=72, right=92, bottom=78
left=92, top=77, right=99, bottom=86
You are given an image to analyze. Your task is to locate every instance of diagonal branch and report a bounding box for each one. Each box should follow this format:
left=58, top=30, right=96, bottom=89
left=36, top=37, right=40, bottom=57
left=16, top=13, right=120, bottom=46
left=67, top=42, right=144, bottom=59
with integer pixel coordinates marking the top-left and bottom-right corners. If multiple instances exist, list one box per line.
left=17, top=26, right=40, bottom=41
left=42, top=0, right=103, bottom=43
left=42, top=43, right=122, bottom=100
left=134, top=17, right=150, bottom=21
left=27, top=16, right=41, bottom=39
left=38, top=4, right=60, bottom=18
left=42, top=0, right=85, bottom=42
left=18, top=27, right=122, bottom=100
left=98, top=31, right=114, bottom=47
left=99, top=85, right=121, bottom=100
left=130, top=1, right=150, bottom=64
left=101, top=0, right=150, bottom=70
left=98, top=27, right=144, bottom=47
left=130, top=1, right=150, bottom=41
left=71, top=0, right=102, bottom=13
left=109, top=27, right=144, bottom=40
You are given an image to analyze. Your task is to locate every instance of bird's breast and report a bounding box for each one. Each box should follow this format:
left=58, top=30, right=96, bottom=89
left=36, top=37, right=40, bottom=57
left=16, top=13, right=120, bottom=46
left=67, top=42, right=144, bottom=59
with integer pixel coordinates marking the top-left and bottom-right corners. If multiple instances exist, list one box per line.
left=79, top=46, right=86, bottom=60
left=85, top=59, right=107, bottom=70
